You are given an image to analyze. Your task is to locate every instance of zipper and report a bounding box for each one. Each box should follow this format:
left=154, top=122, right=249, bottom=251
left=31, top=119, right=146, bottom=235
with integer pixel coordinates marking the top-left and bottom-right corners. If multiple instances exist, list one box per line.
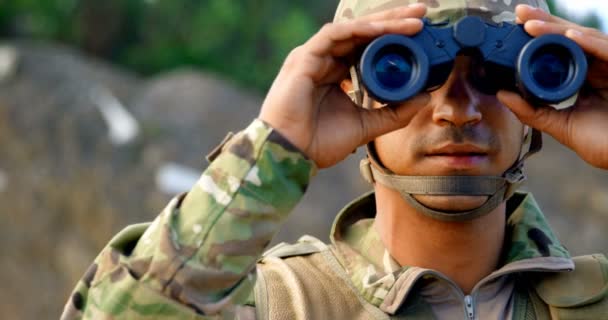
left=418, top=270, right=475, bottom=320
left=464, top=295, right=475, bottom=320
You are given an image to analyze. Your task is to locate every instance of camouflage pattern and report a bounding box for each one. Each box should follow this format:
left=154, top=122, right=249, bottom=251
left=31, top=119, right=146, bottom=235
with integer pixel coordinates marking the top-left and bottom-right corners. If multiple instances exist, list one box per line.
left=334, top=0, right=550, bottom=24
left=60, top=119, right=316, bottom=319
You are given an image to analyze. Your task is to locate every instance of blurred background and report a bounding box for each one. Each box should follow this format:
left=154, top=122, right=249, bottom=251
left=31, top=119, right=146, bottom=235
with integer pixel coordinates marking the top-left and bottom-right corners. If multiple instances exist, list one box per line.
left=0, top=0, right=606, bottom=318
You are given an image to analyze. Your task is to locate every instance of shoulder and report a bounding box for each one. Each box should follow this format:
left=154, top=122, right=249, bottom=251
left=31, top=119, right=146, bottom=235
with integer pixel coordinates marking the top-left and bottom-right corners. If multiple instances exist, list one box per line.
left=533, top=254, right=608, bottom=317
left=254, top=236, right=378, bottom=320
left=256, top=235, right=347, bottom=286
left=261, top=235, right=329, bottom=260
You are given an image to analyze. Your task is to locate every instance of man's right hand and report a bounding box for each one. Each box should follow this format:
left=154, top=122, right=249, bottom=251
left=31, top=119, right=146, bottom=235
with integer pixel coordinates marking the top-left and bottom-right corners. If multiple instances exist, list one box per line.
left=259, top=4, right=430, bottom=169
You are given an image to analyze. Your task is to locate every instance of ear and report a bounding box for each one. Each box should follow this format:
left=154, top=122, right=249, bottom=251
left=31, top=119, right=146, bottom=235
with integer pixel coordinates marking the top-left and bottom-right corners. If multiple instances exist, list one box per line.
left=340, top=78, right=353, bottom=94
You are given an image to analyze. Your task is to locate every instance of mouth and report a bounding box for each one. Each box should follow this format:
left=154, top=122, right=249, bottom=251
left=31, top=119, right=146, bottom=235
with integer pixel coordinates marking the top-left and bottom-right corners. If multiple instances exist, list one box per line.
left=425, top=144, right=490, bottom=169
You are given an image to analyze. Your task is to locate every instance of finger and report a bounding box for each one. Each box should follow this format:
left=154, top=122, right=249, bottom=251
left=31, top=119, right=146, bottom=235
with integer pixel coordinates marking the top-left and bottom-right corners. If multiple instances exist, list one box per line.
left=317, top=59, right=350, bottom=85
left=520, top=19, right=608, bottom=62
left=358, top=93, right=430, bottom=143
left=497, top=90, right=569, bottom=142
left=306, top=18, right=424, bottom=57
left=586, top=60, right=608, bottom=97
left=517, top=4, right=607, bottom=40
left=523, top=20, right=569, bottom=37
left=524, top=19, right=607, bottom=40
left=564, top=29, right=608, bottom=61
left=306, top=4, right=426, bottom=57
left=516, top=4, right=579, bottom=28
left=329, top=19, right=425, bottom=57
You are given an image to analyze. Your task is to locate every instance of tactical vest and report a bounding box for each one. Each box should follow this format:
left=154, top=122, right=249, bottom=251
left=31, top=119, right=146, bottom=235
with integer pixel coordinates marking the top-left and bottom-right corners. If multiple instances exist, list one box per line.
left=254, top=238, right=608, bottom=320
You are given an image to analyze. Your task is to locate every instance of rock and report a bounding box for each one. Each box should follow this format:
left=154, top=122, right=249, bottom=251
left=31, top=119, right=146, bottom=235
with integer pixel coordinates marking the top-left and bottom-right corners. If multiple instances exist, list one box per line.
left=130, top=69, right=261, bottom=167
left=0, top=41, right=144, bottom=320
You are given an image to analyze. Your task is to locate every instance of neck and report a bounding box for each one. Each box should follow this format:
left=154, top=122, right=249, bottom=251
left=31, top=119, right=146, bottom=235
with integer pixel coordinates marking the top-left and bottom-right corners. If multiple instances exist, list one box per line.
left=374, top=183, right=506, bottom=294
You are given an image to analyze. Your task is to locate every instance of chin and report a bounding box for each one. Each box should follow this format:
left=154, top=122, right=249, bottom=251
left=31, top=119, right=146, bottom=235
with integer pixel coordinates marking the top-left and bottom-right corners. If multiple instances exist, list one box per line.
left=413, top=195, right=489, bottom=212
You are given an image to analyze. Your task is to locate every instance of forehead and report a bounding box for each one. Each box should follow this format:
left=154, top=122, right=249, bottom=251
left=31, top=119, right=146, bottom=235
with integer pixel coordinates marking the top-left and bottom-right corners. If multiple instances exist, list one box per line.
left=334, top=0, right=549, bottom=24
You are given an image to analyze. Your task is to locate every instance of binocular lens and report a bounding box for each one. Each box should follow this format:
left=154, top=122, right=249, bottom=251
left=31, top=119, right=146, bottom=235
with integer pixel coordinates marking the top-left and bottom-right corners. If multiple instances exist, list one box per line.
left=374, top=52, right=413, bottom=89
left=360, top=35, right=428, bottom=103
left=517, top=35, right=586, bottom=104
left=529, top=47, right=572, bottom=90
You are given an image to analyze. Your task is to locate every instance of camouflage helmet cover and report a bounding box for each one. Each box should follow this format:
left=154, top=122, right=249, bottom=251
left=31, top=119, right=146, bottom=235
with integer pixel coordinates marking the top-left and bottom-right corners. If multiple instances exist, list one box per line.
left=334, top=0, right=550, bottom=24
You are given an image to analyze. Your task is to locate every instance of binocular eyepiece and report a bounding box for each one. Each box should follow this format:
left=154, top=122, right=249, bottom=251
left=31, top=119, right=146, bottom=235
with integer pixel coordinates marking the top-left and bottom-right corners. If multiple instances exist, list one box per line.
left=359, top=16, right=587, bottom=105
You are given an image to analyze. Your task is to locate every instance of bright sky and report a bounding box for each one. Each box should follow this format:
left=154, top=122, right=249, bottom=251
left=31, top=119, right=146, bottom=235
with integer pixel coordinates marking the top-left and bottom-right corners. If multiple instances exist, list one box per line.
left=555, top=0, right=608, bottom=31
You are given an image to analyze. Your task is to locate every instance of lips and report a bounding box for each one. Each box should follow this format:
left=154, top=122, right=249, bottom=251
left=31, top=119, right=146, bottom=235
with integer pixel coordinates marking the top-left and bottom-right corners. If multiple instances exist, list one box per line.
left=427, top=144, right=488, bottom=156
left=425, top=144, right=490, bottom=169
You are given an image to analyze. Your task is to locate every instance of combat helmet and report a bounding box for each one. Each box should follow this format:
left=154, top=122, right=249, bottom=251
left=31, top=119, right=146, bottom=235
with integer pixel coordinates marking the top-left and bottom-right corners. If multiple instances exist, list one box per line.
left=336, top=0, right=549, bottom=222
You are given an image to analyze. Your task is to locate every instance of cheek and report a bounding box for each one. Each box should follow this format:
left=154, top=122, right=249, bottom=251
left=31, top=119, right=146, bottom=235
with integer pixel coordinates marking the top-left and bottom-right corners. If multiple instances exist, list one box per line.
left=374, top=111, right=430, bottom=174
left=487, top=104, right=524, bottom=167
left=375, top=129, right=412, bottom=172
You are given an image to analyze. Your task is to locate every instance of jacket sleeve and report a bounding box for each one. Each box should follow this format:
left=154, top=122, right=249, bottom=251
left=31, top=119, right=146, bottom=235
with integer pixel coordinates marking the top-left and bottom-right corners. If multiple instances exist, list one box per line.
left=60, top=119, right=316, bottom=319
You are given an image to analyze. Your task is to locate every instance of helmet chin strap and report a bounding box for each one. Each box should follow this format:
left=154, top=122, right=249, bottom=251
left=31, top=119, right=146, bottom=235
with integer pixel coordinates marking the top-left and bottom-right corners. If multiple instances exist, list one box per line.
left=359, top=127, right=543, bottom=222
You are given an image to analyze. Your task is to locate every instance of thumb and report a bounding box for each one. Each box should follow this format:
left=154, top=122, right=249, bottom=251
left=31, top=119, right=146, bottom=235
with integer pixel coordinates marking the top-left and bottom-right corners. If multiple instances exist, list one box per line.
left=497, top=90, right=569, bottom=140
left=359, top=93, right=430, bottom=144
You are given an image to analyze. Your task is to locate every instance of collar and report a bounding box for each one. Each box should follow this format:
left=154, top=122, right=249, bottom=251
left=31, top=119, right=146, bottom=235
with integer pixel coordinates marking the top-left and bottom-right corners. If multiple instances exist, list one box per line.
left=329, top=191, right=573, bottom=311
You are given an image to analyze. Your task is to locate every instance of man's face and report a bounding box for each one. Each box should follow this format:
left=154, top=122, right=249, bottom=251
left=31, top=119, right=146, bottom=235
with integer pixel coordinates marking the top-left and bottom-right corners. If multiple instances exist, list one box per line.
left=373, top=55, right=525, bottom=211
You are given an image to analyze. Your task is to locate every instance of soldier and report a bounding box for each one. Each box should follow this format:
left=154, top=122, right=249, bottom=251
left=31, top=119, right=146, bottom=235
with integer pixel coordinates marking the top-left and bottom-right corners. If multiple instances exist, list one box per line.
left=62, top=1, right=608, bottom=319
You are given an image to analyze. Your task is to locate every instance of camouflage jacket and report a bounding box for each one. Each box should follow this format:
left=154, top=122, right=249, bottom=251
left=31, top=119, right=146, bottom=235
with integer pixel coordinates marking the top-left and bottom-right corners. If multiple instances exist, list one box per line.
left=60, top=119, right=604, bottom=319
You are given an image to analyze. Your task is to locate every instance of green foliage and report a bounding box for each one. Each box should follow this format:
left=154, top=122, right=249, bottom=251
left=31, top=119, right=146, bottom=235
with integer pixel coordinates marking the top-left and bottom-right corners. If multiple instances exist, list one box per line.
left=0, top=0, right=603, bottom=92
left=0, top=0, right=325, bottom=91
left=120, top=0, right=320, bottom=90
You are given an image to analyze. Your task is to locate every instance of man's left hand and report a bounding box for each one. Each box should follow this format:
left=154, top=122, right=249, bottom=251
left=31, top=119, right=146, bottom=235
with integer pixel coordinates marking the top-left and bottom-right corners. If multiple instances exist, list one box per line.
left=497, top=4, right=608, bottom=170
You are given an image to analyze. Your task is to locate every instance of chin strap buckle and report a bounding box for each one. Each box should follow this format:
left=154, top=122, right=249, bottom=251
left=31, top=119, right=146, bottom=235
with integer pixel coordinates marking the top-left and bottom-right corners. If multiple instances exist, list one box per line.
left=348, top=66, right=364, bottom=106
left=504, top=162, right=526, bottom=184
left=359, top=158, right=375, bottom=184
left=503, top=161, right=527, bottom=200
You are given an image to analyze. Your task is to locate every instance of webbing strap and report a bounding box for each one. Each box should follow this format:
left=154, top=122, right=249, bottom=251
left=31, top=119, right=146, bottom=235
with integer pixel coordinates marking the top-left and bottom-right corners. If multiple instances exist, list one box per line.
left=366, top=163, right=506, bottom=196
left=523, top=128, right=543, bottom=162
left=400, top=189, right=507, bottom=222
left=360, top=158, right=518, bottom=221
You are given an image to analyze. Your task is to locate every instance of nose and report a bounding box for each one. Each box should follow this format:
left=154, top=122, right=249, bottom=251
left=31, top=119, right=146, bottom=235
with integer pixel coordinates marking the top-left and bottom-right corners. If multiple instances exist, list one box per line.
left=431, top=67, right=483, bottom=127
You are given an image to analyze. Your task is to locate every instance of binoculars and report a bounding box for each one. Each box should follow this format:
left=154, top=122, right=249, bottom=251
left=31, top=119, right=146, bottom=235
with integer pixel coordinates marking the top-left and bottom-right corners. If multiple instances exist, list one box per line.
left=358, top=16, right=588, bottom=104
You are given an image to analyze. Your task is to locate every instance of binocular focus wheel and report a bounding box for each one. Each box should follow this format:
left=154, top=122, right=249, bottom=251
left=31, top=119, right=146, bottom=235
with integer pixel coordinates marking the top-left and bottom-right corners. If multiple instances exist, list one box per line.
left=517, top=34, right=588, bottom=104
left=360, top=35, right=429, bottom=104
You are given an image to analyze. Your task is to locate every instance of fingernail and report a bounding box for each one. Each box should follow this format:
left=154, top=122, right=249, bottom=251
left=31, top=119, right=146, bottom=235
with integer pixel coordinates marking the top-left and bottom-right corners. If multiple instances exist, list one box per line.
left=528, top=19, right=545, bottom=26
left=519, top=4, right=536, bottom=10
left=369, top=21, right=384, bottom=30
left=402, top=17, right=423, bottom=25
left=408, top=3, right=426, bottom=8
left=566, top=29, right=584, bottom=38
